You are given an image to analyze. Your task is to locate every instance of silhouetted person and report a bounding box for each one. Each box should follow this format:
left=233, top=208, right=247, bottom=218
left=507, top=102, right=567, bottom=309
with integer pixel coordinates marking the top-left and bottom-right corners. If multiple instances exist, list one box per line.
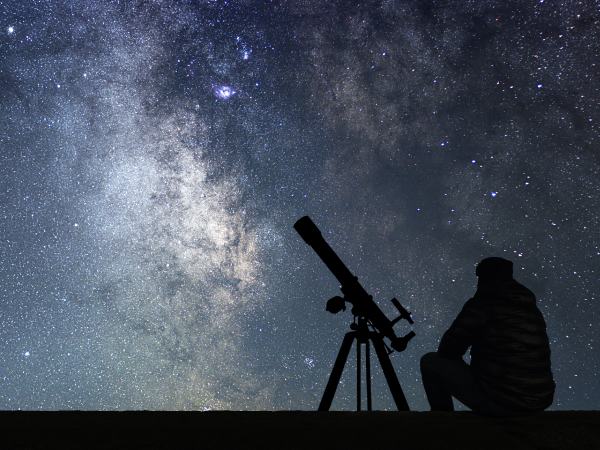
left=420, top=257, right=555, bottom=416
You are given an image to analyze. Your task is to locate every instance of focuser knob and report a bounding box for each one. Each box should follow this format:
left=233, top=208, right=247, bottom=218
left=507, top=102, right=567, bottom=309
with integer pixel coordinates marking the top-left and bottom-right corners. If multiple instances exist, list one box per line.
left=326, top=296, right=346, bottom=314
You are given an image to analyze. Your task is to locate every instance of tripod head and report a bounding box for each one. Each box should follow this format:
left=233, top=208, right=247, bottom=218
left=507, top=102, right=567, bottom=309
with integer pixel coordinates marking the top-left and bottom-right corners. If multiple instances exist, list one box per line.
left=294, top=216, right=415, bottom=353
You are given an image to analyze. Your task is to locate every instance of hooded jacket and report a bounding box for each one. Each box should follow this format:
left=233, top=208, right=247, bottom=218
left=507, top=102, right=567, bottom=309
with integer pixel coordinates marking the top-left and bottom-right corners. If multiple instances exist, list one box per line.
left=437, top=278, right=555, bottom=412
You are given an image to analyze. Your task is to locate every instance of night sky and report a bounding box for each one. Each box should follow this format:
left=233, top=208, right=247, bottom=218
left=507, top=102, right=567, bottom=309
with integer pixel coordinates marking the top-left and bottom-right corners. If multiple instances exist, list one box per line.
left=1, top=0, right=598, bottom=411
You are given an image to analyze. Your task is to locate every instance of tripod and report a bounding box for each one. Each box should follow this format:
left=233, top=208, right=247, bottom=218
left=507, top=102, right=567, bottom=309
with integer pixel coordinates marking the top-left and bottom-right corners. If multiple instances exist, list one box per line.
left=318, top=317, right=410, bottom=411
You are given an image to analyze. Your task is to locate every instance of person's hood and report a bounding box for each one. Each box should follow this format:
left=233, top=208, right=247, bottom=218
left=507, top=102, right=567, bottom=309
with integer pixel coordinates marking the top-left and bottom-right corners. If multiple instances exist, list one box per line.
left=477, top=279, right=537, bottom=306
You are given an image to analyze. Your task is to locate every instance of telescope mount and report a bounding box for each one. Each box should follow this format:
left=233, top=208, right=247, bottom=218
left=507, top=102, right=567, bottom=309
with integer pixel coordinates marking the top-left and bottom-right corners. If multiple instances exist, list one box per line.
left=318, top=316, right=410, bottom=411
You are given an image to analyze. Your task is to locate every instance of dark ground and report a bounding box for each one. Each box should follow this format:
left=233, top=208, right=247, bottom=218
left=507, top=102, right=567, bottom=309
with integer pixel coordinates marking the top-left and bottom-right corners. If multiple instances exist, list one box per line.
left=1, top=411, right=599, bottom=449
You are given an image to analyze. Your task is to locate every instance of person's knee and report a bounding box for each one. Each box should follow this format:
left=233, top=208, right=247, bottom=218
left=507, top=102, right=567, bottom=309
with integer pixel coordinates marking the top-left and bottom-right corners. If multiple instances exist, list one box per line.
left=420, top=352, right=440, bottom=371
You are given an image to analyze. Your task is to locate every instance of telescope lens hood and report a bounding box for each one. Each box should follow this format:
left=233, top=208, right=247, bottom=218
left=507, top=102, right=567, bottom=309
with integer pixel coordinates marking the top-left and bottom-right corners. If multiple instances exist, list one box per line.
left=294, top=216, right=323, bottom=248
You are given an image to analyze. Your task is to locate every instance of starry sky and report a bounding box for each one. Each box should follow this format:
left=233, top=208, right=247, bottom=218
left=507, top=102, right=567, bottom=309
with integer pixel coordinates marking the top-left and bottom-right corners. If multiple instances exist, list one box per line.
left=0, top=0, right=598, bottom=411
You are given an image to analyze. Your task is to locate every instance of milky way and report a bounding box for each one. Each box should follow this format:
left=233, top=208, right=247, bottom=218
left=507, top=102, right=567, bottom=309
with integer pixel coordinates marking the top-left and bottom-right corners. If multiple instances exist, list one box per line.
left=0, top=0, right=598, bottom=411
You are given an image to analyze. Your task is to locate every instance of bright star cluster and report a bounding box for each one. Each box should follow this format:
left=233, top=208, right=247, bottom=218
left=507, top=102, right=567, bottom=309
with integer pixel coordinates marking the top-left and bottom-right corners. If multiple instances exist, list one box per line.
left=0, top=0, right=598, bottom=411
left=214, top=85, right=236, bottom=99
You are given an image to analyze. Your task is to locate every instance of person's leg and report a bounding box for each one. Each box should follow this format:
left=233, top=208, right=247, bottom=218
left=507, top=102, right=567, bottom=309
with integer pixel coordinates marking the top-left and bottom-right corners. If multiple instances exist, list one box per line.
left=420, top=352, right=521, bottom=416
left=420, top=352, right=472, bottom=411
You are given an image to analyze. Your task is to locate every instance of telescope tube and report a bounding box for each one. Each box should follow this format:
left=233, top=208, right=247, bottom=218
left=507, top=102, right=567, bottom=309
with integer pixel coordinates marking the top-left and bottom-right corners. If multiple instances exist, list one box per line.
left=294, top=216, right=399, bottom=343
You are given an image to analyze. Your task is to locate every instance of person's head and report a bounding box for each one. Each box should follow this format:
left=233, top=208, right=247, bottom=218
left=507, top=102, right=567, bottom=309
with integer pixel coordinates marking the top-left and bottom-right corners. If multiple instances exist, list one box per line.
left=476, top=257, right=513, bottom=288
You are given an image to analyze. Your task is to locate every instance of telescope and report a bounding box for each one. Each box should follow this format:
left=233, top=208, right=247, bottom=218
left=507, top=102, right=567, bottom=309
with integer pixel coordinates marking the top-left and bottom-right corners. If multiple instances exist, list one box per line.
left=294, top=216, right=415, bottom=411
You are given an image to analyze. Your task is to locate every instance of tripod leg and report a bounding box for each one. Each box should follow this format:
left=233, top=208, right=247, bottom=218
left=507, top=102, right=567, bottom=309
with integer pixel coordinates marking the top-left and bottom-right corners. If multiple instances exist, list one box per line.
left=318, top=332, right=356, bottom=411
left=366, top=340, right=372, bottom=411
left=372, top=336, right=410, bottom=411
left=357, top=339, right=361, bottom=411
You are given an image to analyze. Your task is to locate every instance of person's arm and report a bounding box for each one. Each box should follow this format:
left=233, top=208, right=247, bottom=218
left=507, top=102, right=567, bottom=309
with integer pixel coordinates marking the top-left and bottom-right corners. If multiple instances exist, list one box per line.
left=437, top=297, right=487, bottom=359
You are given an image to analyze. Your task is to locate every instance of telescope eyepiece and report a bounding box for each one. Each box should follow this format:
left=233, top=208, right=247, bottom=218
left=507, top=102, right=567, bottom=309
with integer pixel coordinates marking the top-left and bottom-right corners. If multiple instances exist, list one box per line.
left=391, top=331, right=416, bottom=353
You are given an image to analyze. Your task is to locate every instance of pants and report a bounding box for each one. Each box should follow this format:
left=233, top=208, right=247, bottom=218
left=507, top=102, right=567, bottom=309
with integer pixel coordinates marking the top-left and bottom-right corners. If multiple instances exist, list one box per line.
left=420, top=352, right=524, bottom=417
